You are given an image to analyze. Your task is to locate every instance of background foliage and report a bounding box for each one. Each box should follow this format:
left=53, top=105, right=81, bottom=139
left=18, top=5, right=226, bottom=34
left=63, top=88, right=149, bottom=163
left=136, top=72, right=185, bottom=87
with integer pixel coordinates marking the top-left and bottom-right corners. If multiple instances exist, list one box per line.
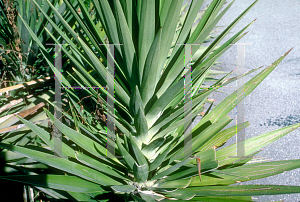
left=0, top=0, right=299, bottom=201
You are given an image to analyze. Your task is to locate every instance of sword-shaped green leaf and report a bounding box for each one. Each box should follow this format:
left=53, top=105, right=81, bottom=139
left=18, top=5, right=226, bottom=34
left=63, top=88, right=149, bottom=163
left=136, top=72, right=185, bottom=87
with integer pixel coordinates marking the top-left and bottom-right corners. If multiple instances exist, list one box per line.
left=163, top=185, right=300, bottom=198
left=0, top=143, right=122, bottom=186
left=16, top=116, right=75, bottom=158
left=116, top=134, right=136, bottom=171
left=113, top=0, right=139, bottom=88
left=75, top=152, right=128, bottom=180
left=134, top=107, right=149, bottom=145
left=190, top=159, right=300, bottom=187
left=133, top=162, right=149, bottom=183
left=194, top=48, right=293, bottom=132
left=217, top=122, right=300, bottom=167
left=44, top=108, right=123, bottom=167
left=152, top=157, right=192, bottom=180
left=138, top=0, right=156, bottom=81
left=0, top=174, right=106, bottom=193
left=141, top=28, right=162, bottom=105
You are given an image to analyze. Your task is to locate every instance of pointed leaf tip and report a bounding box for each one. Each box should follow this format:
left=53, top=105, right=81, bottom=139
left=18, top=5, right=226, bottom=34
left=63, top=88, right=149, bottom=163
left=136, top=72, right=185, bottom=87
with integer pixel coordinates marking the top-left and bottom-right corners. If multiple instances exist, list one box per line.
left=285, top=47, right=294, bottom=56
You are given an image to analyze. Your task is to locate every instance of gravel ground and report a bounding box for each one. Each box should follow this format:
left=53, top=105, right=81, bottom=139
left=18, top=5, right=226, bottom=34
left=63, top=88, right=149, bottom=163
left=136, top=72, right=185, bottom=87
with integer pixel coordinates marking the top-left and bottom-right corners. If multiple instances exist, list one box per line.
left=188, top=0, right=300, bottom=201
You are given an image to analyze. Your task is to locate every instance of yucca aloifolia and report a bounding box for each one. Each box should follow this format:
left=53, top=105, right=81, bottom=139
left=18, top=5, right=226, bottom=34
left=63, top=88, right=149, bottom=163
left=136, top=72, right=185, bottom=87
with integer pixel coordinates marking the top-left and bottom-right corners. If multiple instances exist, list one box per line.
left=1, top=0, right=300, bottom=201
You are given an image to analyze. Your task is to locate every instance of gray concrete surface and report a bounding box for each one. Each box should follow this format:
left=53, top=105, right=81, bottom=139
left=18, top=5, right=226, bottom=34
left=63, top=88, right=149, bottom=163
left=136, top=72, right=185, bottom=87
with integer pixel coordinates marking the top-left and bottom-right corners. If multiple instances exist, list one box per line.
left=189, top=0, right=300, bottom=201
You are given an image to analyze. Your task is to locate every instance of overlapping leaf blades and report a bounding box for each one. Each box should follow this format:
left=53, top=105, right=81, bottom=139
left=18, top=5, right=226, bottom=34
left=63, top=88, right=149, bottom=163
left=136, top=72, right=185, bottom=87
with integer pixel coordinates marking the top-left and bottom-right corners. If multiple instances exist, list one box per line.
left=0, top=0, right=300, bottom=201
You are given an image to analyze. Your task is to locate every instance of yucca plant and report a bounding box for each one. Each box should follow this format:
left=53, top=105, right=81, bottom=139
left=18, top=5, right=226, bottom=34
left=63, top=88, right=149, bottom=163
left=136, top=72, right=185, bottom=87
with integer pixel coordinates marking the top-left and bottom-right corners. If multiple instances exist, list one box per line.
left=0, top=0, right=95, bottom=200
left=0, top=0, right=50, bottom=95
left=0, top=0, right=69, bottom=143
left=1, top=0, right=300, bottom=201
left=0, top=1, right=67, bottom=200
